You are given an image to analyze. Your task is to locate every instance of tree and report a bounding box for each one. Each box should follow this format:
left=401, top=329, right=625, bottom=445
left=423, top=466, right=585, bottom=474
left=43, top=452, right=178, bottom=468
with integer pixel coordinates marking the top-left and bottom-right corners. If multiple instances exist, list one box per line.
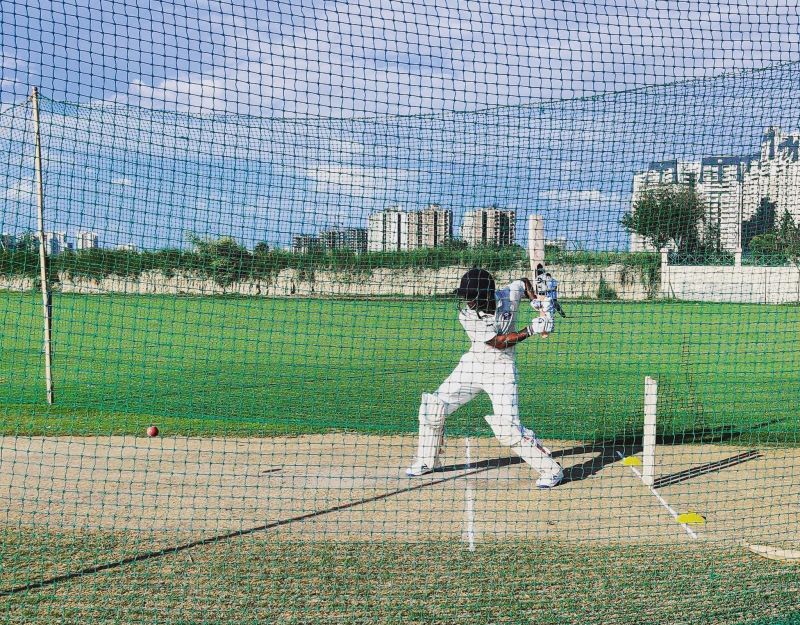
left=777, top=209, right=797, bottom=243
left=621, top=184, right=706, bottom=253
left=253, top=241, right=270, bottom=256
left=702, top=220, right=722, bottom=254
left=749, top=210, right=800, bottom=265
left=440, top=238, right=468, bottom=251
left=15, top=231, right=38, bottom=253
left=188, top=234, right=252, bottom=287
left=777, top=210, right=800, bottom=267
left=748, top=232, right=782, bottom=261
left=741, top=197, right=776, bottom=251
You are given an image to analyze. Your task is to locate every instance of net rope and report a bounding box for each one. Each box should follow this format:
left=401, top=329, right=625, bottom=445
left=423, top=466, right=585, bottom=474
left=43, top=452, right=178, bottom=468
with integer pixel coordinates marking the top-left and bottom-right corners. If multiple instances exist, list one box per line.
left=1, top=2, right=799, bottom=624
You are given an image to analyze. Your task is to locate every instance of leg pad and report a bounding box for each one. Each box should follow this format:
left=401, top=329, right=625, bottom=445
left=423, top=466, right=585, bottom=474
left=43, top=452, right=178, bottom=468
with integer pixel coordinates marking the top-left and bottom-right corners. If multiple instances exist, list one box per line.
left=483, top=414, right=561, bottom=476
left=409, top=393, right=447, bottom=471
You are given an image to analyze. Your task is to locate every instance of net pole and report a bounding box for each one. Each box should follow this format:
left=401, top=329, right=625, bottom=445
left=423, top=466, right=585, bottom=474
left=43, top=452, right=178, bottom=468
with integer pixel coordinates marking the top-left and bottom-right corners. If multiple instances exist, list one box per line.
left=31, top=86, right=54, bottom=405
left=527, top=214, right=545, bottom=273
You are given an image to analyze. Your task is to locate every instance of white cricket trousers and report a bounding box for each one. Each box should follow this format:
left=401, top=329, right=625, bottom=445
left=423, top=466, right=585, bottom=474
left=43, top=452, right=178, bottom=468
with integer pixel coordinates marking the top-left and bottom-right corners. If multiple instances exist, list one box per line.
left=435, top=351, right=560, bottom=476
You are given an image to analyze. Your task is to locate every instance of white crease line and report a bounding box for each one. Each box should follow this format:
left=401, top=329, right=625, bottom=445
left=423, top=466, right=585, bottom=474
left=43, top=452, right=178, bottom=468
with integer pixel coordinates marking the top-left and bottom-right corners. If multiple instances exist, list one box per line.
left=616, top=451, right=698, bottom=540
left=464, top=437, right=476, bottom=552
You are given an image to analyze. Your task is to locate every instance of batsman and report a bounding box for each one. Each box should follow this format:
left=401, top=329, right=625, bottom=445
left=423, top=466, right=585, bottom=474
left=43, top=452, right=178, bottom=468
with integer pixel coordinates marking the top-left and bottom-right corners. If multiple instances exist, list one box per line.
left=405, top=267, right=564, bottom=488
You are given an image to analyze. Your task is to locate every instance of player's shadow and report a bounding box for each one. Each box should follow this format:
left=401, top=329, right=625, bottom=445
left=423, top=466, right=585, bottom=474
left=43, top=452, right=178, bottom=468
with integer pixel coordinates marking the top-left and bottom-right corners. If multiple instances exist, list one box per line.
left=437, top=421, right=777, bottom=485
left=554, top=421, right=775, bottom=485
left=3, top=421, right=777, bottom=599
left=437, top=455, right=525, bottom=473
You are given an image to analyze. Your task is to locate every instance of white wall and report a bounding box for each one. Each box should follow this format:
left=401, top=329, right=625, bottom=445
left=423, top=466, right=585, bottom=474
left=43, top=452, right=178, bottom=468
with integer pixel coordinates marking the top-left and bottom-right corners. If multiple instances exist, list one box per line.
left=7, top=264, right=799, bottom=303
left=661, top=265, right=800, bottom=303
left=1, top=265, right=653, bottom=300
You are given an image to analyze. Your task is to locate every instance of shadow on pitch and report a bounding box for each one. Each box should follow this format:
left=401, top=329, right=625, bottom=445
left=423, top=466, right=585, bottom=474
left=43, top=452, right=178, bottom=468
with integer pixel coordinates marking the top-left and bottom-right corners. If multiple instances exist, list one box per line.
left=1, top=421, right=776, bottom=597
left=652, top=450, right=761, bottom=489
left=0, top=452, right=515, bottom=597
left=554, top=421, right=776, bottom=486
left=435, top=421, right=776, bottom=486
left=436, top=455, right=525, bottom=473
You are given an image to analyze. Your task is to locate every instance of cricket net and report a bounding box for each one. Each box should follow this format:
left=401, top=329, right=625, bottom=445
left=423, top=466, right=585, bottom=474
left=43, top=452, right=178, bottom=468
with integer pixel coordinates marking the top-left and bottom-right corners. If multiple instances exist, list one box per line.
left=1, top=2, right=799, bottom=624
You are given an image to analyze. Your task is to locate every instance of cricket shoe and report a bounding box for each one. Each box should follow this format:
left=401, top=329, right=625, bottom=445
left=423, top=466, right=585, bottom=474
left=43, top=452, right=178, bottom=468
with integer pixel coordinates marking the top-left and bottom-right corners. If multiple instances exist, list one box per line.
left=405, top=459, right=442, bottom=477
left=536, top=466, right=564, bottom=489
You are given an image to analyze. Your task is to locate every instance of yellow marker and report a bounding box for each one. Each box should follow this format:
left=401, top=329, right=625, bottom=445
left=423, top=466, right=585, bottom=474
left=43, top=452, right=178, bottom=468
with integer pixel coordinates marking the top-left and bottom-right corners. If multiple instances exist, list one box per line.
left=622, top=456, right=642, bottom=466
left=677, top=511, right=706, bottom=525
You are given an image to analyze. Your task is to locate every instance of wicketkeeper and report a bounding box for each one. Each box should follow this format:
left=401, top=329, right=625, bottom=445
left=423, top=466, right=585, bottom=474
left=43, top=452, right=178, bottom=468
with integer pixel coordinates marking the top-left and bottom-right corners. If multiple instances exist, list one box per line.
left=405, top=268, right=564, bottom=488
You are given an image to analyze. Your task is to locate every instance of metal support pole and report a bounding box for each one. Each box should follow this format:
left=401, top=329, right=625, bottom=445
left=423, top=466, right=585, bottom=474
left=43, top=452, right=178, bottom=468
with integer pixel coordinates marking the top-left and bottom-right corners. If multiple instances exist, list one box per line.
left=736, top=182, right=743, bottom=267
left=32, top=87, right=54, bottom=405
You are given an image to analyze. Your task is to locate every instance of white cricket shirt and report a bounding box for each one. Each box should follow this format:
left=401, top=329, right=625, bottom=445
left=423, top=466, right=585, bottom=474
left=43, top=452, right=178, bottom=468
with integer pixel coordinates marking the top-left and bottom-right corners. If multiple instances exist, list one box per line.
left=458, top=280, right=527, bottom=362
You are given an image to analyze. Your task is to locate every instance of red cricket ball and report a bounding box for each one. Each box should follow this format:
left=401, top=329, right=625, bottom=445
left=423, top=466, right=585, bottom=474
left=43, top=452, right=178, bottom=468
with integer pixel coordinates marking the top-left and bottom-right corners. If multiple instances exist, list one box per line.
left=147, top=425, right=159, bottom=438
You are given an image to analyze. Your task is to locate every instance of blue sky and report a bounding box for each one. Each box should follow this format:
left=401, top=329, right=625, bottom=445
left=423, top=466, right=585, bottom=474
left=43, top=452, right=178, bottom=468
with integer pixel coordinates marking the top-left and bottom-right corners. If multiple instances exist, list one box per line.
left=2, top=0, right=800, bottom=250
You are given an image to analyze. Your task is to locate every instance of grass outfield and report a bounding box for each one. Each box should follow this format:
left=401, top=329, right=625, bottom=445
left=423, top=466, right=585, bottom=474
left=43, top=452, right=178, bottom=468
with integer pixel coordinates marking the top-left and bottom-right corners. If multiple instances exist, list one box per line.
left=1, top=292, right=798, bottom=443
left=1, top=530, right=799, bottom=625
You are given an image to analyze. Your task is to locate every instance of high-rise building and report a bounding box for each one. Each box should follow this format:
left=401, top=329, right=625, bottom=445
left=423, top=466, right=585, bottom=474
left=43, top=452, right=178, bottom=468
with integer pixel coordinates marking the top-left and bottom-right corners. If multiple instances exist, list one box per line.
left=292, top=234, right=320, bottom=254
left=293, top=228, right=367, bottom=255
left=367, top=206, right=452, bottom=252
left=630, top=127, right=800, bottom=253
left=35, top=232, right=69, bottom=255
left=76, top=231, right=99, bottom=250
left=318, top=230, right=341, bottom=251
left=415, top=205, right=453, bottom=249
left=318, top=228, right=368, bottom=254
left=461, top=208, right=516, bottom=247
left=368, top=207, right=404, bottom=252
left=741, top=127, right=800, bottom=237
left=341, top=228, right=367, bottom=254
left=401, top=211, right=423, bottom=251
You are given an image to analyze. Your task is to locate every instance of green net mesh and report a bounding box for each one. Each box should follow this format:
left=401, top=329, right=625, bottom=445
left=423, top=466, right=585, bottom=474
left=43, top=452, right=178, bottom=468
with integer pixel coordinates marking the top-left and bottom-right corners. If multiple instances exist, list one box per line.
left=1, top=3, right=800, bottom=624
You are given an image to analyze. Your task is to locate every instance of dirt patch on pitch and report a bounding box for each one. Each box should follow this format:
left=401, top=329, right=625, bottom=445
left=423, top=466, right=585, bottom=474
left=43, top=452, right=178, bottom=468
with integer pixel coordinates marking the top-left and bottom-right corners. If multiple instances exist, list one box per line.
left=0, top=434, right=797, bottom=546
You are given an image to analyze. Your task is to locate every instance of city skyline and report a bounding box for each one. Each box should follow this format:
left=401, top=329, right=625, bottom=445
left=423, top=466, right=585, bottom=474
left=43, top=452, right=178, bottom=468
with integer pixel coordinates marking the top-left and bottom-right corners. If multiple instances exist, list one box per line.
left=630, top=126, right=800, bottom=254
left=1, top=230, right=112, bottom=253
left=3, top=203, right=518, bottom=254
left=7, top=118, right=800, bottom=258
left=4, top=69, right=800, bottom=255
left=367, top=205, right=454, bottom=252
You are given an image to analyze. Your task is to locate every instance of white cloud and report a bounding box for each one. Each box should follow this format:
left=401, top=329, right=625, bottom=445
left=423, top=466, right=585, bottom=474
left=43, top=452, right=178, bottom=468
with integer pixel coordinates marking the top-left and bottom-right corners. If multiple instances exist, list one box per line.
left=539, top=189, right=628, bottom=204
left=0, top=55, right=20, bottom=86
left=305, top=165, right=415, bottom=197
left=3, top=179, right=34, bottom=201
left=118, top=0, right=800, bottom=117
left=111, top=177, right=133, bottom=186
left=130, top=77, right=228, bottom=114
left=0, top=56, right=18, bottom=71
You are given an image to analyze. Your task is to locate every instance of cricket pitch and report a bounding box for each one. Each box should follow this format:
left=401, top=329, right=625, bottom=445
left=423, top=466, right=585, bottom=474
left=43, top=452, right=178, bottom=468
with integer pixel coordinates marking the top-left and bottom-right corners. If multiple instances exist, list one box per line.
left=1, top=434, right=797, bottom=547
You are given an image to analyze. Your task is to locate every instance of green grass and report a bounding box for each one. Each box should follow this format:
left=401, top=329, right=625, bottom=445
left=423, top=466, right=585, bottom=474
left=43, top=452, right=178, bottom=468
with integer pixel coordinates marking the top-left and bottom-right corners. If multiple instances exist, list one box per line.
left=2, top=293, right=799, bottom=623
left=1, top=292, right=799, bottom=443
left=1, top=530, right=799, bottom=624
left=4, top=244, right=656, bottom=285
